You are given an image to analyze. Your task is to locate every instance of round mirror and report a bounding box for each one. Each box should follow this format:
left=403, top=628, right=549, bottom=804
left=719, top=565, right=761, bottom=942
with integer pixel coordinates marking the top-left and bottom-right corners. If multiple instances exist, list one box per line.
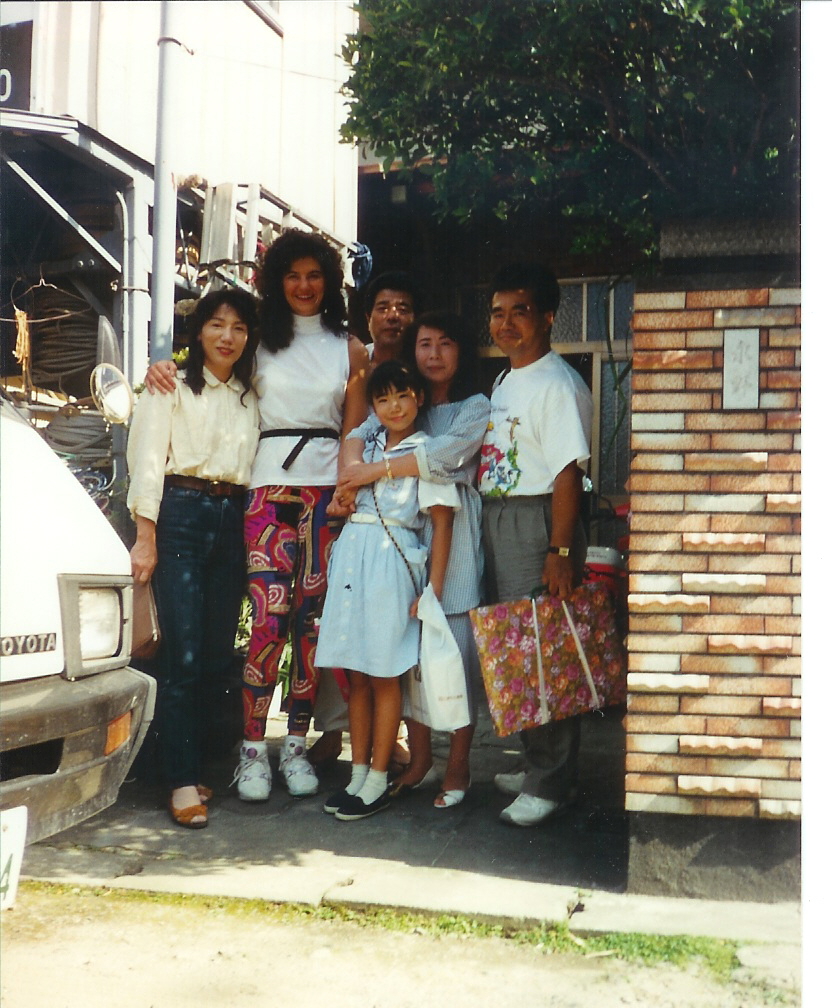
left=90, top=363, right=134, bottom=424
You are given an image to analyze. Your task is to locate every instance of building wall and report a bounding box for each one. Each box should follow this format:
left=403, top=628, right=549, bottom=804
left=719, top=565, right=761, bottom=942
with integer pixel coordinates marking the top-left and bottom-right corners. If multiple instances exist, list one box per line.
left=625, top=286, right=801, bottom=820
left=26, top=0, right=357, bottom=240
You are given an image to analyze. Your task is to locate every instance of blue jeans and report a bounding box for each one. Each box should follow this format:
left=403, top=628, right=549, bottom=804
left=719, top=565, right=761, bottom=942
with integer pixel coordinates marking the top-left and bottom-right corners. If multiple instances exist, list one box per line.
left=151, top=485, right=245, bottom=789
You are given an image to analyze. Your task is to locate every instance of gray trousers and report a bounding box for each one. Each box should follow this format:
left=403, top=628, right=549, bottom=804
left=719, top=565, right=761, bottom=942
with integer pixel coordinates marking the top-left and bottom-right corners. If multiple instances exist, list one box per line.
left=482, top=495, right=585, bottom=803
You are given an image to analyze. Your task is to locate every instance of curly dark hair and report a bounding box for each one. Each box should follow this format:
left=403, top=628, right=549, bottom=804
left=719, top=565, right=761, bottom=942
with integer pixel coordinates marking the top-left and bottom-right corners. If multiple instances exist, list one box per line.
left=182, top=288, right=259, bottom=401
left=488, top=262, right=561, bottom=315
left=256, top=229, right=347, bottom=351
left=401, top=310, right=481, bottom=404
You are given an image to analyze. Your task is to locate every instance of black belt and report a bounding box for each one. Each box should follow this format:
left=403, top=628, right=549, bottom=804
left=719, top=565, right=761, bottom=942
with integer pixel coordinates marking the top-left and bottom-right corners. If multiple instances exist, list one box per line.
left=259, top=427, right=340, bottom=470
left=164, top=475, right=246, bottom=497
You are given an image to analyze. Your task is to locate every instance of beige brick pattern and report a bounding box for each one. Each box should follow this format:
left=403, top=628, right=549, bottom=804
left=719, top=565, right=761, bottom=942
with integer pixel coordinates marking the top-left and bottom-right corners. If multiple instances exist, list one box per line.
left=680, top=735, right=762, bottom=756
left=628, top=694, right=681, bottom=714
left=707, top=635, right=793, bottom=655
left=686, top=289, right=770, bottom=308
left=633, top=372, right=686, bottom=391
left=629, top=573, right=683, bottom=593
left=632, top=309, right=714, bottom=330
left=766, top=494, right=801, bottom=513
left=629, top=594, right=710, bottom=613
left=714, top=307, right=797, bottom=327
left=685, top=453, right=767, bottom=472
left=632, top=432, right=711, bottom=451
left=680, top=654, right=764, bottom=674
left=767, top=289, right=800, bottom=306
left=683, top=532, right=765, bottom=550
left=759, top=799, right=801, bottom=819
left=627, top=652, right=682, bottom=673
left=628, top=753, right=708, bottom=774
left=626, top=284, right=801, bottom=820
left=680, top=695, right=761, bottom=716
left=760, top=780, right=801, bottom=801
left=682, top=572, right=766, bottom=593
left=628, top=672, right=709, bottom=693
left=762, top=697, right=801, bottom=716
left=633, top=292, right=687, bottom=310
left=631, top=412, right=685, bottom=431
left=626, top=734, right=680, bottom=754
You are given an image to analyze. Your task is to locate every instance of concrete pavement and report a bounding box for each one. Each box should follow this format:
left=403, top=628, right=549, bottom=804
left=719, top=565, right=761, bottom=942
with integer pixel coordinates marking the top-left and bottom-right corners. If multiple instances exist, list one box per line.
left=20, top=704, right=801, bottom=991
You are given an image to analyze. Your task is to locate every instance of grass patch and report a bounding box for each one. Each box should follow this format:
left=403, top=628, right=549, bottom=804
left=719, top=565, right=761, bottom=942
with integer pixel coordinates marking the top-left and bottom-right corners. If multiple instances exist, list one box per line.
left=17, top=880, right=741, bottom=981
left=582, top=931, right=740, bottom=981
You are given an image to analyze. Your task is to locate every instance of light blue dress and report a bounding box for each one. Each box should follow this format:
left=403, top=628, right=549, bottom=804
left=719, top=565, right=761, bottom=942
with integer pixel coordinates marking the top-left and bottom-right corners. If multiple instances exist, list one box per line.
left=347, top=396, right=490, bottom=720
left=315, top=429, right=459, bottom=679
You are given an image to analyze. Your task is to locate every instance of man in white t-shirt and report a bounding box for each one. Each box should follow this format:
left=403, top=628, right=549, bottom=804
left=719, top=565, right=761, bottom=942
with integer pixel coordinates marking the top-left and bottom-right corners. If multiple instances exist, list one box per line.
left=478, top=262, right=594, bottom=827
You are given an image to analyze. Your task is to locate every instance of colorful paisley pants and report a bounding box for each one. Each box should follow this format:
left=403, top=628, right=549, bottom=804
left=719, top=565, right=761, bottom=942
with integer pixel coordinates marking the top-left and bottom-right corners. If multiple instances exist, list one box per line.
left=242, top=485, right=340, bottom=739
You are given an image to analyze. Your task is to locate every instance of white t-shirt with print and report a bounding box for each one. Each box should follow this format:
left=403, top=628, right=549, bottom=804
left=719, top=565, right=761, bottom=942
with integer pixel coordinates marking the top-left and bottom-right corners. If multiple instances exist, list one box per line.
left=478, top=351, right=593, bottom=498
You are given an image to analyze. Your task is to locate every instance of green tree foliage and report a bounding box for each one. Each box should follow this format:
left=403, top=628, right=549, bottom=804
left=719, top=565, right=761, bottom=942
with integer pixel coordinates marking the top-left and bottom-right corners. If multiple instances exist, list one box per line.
left=341, top=0, right=799, bottom=255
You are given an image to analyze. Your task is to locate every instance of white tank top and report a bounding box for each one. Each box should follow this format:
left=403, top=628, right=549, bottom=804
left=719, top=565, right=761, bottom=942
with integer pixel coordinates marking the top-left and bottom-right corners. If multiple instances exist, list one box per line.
left=248, top=313, right=349, bottom=488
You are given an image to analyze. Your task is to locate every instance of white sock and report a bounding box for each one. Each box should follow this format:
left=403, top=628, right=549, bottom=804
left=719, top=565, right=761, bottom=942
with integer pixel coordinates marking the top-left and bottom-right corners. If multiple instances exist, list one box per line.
left=346, top=764, right=369, bottom=796
left=357, top=769, right=388, bottom=805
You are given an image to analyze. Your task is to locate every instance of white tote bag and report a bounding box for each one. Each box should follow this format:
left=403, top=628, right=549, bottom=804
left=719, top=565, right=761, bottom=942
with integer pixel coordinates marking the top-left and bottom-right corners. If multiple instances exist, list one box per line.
left=410, top=584, right=470, bottom=732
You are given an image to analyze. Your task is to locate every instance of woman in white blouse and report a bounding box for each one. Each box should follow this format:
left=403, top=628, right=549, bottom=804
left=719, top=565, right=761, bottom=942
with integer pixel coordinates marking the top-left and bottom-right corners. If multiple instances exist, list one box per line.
left=128, top=288, right=260, bottom=829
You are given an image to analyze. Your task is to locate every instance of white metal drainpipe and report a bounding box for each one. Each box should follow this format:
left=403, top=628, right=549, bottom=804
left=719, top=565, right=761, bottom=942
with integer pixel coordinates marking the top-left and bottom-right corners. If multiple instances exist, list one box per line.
left=149, top=1, right=187, bottom=364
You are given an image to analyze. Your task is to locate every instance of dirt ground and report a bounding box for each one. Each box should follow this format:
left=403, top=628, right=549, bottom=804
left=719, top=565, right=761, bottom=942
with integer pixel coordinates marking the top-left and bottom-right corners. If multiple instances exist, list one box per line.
left=1, top=887, right=797, bottom=1008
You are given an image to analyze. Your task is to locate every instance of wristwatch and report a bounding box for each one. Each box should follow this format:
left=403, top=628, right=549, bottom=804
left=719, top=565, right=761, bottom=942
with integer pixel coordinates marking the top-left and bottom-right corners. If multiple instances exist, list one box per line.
left=547, top=545, right=570, bottom=557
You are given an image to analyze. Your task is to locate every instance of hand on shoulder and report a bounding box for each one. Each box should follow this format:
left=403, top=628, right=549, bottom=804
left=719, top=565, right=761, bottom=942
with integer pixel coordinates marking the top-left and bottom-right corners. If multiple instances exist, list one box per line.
left=145, top=359, right=178, bottom=394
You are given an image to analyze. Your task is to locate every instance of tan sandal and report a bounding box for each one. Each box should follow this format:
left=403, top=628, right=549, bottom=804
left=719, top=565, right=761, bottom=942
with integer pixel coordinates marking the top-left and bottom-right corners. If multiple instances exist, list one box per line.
left=196, top=785, right=213, bottom=803
left=168, top=797, right=208, bottom=829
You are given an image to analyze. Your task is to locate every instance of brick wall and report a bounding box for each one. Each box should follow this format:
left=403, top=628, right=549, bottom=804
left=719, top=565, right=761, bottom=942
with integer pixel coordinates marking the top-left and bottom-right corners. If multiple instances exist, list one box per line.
left=625, top=287, right=801, bottom=820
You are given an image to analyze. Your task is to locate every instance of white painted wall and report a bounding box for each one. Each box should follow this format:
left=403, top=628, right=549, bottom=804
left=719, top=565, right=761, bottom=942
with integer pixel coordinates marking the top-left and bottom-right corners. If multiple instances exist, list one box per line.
left=27, top=0, right=357, bottom=241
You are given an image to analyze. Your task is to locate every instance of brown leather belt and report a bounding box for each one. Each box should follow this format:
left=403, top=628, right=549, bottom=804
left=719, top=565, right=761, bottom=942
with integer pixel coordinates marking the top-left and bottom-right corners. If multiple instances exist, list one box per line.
left=164, top=475, right=246, bottom=497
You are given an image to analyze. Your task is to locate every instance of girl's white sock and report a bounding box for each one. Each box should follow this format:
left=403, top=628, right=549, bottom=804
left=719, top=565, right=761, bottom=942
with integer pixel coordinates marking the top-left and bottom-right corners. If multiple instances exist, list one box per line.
left=346, top=764, right=369, bottom=796
left=357, top=768, right=388, bottom=805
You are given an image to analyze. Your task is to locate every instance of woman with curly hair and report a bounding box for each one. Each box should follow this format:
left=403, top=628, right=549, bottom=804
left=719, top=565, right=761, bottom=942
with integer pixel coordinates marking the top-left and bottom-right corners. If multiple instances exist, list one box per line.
left=145, top=230, right=369, bottom=803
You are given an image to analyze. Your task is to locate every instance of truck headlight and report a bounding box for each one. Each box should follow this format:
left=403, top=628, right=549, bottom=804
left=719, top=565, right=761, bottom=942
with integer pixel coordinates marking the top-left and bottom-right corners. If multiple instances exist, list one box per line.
left=58, top=574, right=132, bottom=679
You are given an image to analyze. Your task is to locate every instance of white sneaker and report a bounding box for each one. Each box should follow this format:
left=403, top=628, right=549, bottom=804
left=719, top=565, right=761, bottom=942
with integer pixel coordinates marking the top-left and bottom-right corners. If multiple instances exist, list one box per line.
left=279, top=739, right=319, bottom=798
left=233, top=741, right=272, bottom=802
left=494, top=771, right=526, bottom=796
left=499, top=793, right=559, bottom=827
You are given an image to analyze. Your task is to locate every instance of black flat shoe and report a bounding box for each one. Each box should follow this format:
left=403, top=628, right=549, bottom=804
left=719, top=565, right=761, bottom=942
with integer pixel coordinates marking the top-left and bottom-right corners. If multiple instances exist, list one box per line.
left=323, top=788, right=350, bottom=814
left=334, top=790, right=390, bottom=821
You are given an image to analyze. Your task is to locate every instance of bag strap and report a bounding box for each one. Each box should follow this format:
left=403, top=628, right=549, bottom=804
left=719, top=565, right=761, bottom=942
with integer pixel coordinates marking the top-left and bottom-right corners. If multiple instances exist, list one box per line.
left=530, top=591, right=602, bottom=723
left=370, top=441, right=420, bottom=598
left=530, top=597, right=550, bottom=726
left=561, top=598, right=601, bottom=709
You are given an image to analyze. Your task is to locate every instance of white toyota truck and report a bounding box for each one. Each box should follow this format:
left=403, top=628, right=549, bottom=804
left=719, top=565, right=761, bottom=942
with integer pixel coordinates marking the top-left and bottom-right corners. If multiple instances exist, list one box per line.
left=0, top=389, right=155, bottom=859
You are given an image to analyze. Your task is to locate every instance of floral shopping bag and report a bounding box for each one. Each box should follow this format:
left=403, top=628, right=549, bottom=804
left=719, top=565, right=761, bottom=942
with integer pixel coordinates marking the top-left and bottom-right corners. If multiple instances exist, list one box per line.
left=469, top=582, right=626, bottom=737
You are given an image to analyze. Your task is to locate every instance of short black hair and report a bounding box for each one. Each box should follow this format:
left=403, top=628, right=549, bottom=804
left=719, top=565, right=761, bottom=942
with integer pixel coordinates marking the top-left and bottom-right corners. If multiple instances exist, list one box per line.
left=257, top=229, right=346, bottom=351
left=401, top=310, right=480, bottom=404
left=183, top=287, right=259, bottom=400
left=364, top=271, right=421, bottom=316
left=488, top=262, right=561, bottom=315
left=366, top=359, right=426, bottom=405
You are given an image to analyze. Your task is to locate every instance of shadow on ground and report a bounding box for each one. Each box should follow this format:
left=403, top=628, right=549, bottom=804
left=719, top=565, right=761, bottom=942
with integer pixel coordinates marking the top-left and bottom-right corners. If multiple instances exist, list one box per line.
left=24, top=701, right=628, bottom=895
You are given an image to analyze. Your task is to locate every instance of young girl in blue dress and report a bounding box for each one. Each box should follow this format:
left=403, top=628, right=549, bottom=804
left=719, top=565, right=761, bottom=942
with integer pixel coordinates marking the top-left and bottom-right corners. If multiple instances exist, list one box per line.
left=315, top=361, right=458, bottom=820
